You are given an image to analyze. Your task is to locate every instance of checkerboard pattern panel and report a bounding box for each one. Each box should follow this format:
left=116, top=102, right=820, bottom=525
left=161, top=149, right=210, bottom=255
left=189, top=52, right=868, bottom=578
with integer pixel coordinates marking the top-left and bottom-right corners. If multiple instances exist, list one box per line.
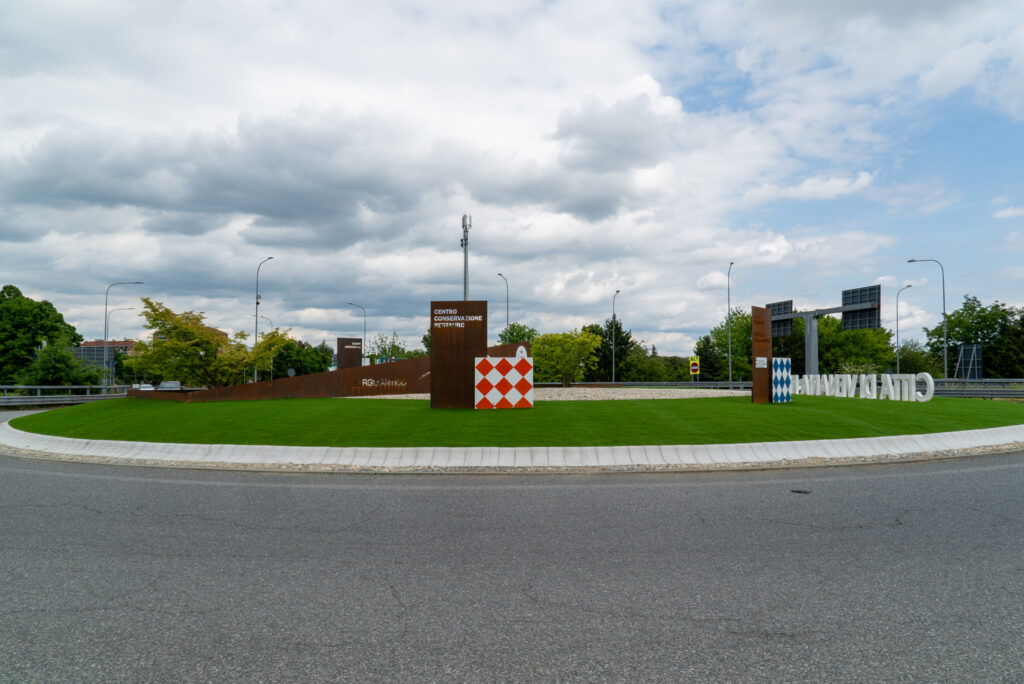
left=474, top=355, right=534, bottom=409
left=772, top=357, right=792, bottom=403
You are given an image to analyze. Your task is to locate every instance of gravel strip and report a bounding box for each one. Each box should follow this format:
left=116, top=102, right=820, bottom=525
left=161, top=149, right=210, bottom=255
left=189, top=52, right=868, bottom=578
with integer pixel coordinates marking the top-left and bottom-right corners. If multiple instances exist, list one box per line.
left=351, top=387, right=749, bottom=401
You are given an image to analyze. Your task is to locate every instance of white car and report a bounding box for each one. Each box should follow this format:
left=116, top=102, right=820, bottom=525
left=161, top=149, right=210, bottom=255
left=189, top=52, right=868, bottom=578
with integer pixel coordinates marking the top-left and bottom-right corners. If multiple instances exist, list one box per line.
left=138, top=383, right=155, bottom=391
left=157, top=381, right=182, bottom=391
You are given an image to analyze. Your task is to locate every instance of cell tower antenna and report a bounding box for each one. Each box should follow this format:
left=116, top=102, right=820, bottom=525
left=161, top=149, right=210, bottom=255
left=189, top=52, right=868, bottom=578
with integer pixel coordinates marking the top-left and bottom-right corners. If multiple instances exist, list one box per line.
left=461, top=214, right=471, bottom=300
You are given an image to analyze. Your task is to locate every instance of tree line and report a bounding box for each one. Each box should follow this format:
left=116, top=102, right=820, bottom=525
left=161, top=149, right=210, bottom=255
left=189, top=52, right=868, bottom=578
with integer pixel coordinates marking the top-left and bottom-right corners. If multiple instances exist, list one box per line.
left=3, top=283, right=1022, bottom=388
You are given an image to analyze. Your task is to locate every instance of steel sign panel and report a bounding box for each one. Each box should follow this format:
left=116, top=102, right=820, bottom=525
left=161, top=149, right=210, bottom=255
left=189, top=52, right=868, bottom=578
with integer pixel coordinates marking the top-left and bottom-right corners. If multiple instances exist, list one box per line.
left=841, top=285, right=881, bottom=330
left=430, top=300, right=487, bottom=409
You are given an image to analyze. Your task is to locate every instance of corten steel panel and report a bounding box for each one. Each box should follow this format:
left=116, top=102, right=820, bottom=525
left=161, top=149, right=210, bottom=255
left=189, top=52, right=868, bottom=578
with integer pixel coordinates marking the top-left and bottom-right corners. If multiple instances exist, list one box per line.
left=128, top=342, right=519, bottom=404
left=430, top=300, right=487, bottom=409
left=336, top=337, right=363, bottom=369
left=751, top=306, right=773, bottom=404
left=343, top=356, right=432, bottom=396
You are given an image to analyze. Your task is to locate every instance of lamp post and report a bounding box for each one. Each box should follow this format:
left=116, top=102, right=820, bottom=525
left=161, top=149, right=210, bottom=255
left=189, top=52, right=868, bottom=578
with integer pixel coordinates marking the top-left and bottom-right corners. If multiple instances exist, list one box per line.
left=497, top=273, right=509, bottom=342
left=896, top=284, right=912, bottom=374
left=612, top=289, right=621, bottom=383
left=104, top=281, right=143, bottom=388
left=105, top=307, right=134, bottom=387
left=727, top=261, right=734, bottom=385
left=260, top=315, right=274, bottom=380
left=907, top=258, right=947, bottom=378
left=348, top=302, right=366, bottom=363
left=254, top=256, right=274, bottom=381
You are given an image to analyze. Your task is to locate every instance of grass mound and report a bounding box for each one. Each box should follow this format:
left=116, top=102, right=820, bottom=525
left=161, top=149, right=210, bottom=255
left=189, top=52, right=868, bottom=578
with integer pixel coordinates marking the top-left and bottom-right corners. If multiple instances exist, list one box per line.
left=10, top=396, right=1024, bottom=448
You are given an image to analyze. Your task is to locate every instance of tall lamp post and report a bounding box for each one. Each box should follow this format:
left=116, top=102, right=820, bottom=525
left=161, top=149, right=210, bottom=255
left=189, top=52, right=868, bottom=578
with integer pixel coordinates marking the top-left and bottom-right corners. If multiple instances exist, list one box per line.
left=260, top=315, right=274, bottom=379
left=105, top=307, right=134, bottom=386
left=348, top=302, right=366, bottom=363
left=896, top=284, right=912, bottom=374
left=104, top=280, right=143, bottom=388
left=612, top=289, right=621, bottom=383
left=727, top=261, right=734, bottom=384
left=497, top=273, right=509, bottom=341
left=907, top=258, right=947, bottom=378
left=254, top=256, right=274, bottom=381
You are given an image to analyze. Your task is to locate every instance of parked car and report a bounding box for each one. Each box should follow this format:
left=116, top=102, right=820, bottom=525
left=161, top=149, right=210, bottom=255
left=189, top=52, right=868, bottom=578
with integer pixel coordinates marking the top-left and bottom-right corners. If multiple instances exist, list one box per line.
left=138, top=383, right=155, bottom=391
left=157, top=381, right=182, bottom=391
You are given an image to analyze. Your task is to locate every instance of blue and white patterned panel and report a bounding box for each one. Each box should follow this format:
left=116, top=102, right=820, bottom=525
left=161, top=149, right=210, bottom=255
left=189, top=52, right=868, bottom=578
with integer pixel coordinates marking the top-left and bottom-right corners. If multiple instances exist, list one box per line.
left=772, top=357, right=792, bottom=403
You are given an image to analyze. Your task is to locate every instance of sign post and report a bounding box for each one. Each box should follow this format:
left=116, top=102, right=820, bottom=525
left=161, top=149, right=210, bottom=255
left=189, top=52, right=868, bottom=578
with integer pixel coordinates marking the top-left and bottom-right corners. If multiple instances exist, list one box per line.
left=751, top=306, right=773, bottom=404
left=430, top=300, right=487, bottom=409
left=689, top=356, right=700, bottom=380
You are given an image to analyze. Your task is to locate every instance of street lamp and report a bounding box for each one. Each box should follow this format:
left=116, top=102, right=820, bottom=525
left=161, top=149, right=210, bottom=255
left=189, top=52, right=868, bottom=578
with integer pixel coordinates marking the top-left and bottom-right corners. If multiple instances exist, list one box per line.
left=896, top=284, right=912, bottom=374
left=612, top=289, right=621, bottom=383
left=104, top=281, right=143, bottom=388
left=907, top=258, right=947, bottom=378
left=348, top=302, right=366, bottom=363
left=497, top=273, right=509, bottom=342
left=260, top=315, right=274, bottom=380
left=727, top=261, right=734, bottom=385
left=254, top=256, right=273, bottom=382
left=105, top=307, right=134, bottom=386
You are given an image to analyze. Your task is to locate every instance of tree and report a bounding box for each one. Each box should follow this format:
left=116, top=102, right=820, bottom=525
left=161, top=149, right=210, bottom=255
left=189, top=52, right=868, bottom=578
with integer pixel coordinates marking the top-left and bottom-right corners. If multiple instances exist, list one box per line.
left=924, top=295, right=1024, bottom=377
left=692, top=334, right=723, bottom=381
left=0, top=285, right=82, bottom=384
left=533, top=329, right=601, bottom=386
left=499, top=322, right=538, bottom=345
left=582, top=317, right=640, bottom=381
left=708, top=308, right=752, bottom=381
left=895, top=339, right=942, bottom=376
left=818, top=316, right=894, bottom=374
left=367, top=330, right=426, bottom=361
left=16, top=335, right=102, bottom=387
left=270, top=339, right=333, bottom=378
left=128, top=298, right=253, bottom=387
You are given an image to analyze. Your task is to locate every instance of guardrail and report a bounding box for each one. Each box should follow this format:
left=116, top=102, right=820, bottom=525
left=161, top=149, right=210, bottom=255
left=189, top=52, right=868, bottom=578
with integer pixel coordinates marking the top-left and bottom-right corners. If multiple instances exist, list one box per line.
left=538, top=379, right=1024, bottom=400
left=0, top=385, right=129, bottom=407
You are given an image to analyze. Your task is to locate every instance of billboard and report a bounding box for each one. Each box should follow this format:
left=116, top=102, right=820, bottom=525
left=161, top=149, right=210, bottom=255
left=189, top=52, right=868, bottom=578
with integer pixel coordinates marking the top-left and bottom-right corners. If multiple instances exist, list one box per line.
left=767, top=300, right=793, bottom=337
left=841, top=285, right=881, bottom=330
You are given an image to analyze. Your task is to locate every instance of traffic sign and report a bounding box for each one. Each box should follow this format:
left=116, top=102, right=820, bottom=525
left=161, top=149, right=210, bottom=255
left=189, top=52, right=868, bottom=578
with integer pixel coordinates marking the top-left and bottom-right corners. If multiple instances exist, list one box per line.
left=690, top=356, right=700, bottom=375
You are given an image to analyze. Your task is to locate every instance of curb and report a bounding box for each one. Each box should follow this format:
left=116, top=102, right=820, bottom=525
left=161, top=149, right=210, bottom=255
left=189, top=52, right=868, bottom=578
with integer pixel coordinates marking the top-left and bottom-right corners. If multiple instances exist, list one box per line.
left=2, top=422, right=1023, bottom=473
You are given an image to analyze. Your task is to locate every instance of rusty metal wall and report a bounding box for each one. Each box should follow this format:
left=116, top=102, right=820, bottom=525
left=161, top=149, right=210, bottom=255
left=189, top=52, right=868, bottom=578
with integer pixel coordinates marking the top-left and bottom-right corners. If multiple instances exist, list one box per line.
left=751, top=306, right=773, bottom=405
left=129, top=342, right=526, bottom=403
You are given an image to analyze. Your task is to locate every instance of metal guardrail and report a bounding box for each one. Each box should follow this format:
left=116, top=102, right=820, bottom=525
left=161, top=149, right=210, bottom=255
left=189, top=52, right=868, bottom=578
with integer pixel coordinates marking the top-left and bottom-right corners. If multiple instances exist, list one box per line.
left=539, top=380, right=1024, bottom=400
left=0, top=385, right=129, bottom=407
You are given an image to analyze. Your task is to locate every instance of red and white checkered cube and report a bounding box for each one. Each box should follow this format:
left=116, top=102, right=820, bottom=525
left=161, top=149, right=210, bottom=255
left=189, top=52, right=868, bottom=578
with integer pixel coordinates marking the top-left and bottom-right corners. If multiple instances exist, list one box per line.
left=474, top=348, right=534, bottom=409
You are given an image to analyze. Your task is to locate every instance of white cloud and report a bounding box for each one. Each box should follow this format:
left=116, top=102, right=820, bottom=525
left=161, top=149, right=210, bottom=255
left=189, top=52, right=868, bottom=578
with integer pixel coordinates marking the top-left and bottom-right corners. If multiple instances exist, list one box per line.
left=742, top=172, right=873, bottom=205
left=994, top=206, right=1024, bottom=219
left=2, top=0, right=1023, bottom=358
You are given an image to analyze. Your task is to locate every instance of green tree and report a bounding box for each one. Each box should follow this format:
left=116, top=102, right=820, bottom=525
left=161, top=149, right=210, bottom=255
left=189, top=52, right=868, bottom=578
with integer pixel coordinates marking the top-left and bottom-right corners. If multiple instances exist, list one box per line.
left=0, top=285, right=82, bottom=383
left=582, top=318, right=640, bottom=381
left=818, top=316, right=894, bottom=374
left=533, top=329, right=601, bottom=386
left=270, top=338, right=333, bottom=378
left=895, top=339, right=942, bottom=376
left=692, top=334, right=723, bottom=381
left=128, top=298, right=252, bottom=387
left=620, top=345, right=668, bottom=382
left=367, top=330, right=427, bottom=361
left=499, top=322, right=538, bottom=345
left=16, top=336, right=102, bottom=387
left=924, top=295, right=1024, bottom=377
left=708, top=308, right=752, bottom=381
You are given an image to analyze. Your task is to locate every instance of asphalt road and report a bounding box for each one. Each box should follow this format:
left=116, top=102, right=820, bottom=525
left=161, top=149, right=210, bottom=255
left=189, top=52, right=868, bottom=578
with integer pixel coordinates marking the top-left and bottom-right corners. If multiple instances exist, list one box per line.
left=2, top=419, right=1023, bottom=681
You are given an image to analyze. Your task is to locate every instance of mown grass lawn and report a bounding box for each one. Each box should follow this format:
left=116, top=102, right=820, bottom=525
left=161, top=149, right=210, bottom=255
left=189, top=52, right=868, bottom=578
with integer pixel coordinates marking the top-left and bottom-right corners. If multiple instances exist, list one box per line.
left=10, top=395, right=1024, bottom=447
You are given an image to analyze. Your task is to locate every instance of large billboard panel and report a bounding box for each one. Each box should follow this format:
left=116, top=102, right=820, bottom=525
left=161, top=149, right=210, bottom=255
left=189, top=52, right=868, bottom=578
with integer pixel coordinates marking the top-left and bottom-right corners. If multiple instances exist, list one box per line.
left=841, top=285, right=881, bottom=330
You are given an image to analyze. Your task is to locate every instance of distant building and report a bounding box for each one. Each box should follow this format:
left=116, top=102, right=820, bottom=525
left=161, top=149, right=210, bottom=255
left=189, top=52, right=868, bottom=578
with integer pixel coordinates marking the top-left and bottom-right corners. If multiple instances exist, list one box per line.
left=72, top=339, right=138, bottom=368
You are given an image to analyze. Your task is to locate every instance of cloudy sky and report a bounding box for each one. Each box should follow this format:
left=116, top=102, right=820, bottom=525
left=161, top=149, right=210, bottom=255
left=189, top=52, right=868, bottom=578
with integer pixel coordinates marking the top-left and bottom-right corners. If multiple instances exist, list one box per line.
left=3, top=0, right=1023, bottom=355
